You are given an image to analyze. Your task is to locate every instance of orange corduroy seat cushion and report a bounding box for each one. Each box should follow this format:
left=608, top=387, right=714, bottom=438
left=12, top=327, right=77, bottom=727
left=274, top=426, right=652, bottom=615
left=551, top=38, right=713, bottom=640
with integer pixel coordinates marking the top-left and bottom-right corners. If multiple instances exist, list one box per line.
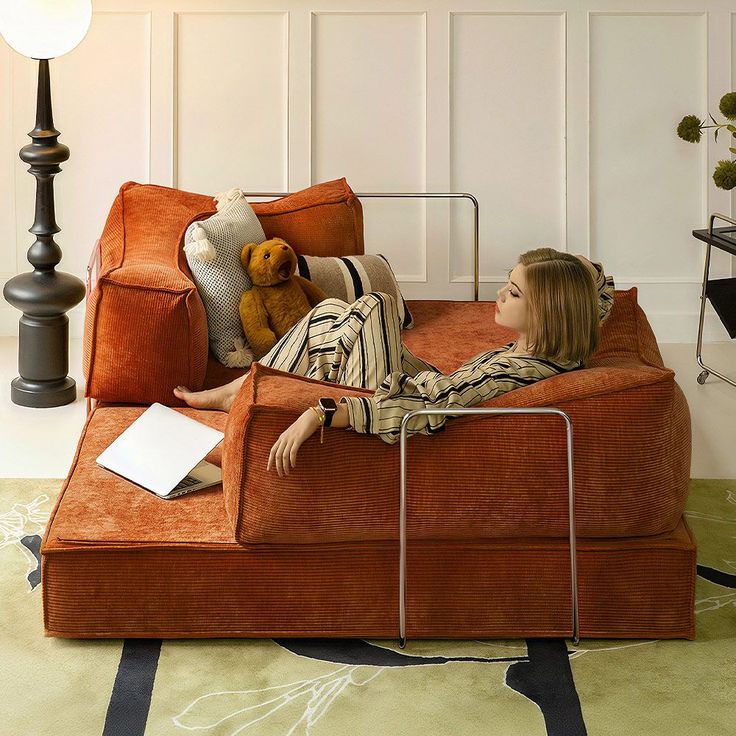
left=40, top=404, right=695, bottom=640
left=83, top=179, right=364, bottom=406
left=221, top=287, right=691, bottom=545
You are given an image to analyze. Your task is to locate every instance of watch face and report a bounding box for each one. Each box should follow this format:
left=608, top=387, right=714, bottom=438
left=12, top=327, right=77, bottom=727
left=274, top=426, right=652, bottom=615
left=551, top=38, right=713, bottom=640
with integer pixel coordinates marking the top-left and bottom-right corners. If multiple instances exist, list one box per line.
left=319, top=397, right=337, bottom=411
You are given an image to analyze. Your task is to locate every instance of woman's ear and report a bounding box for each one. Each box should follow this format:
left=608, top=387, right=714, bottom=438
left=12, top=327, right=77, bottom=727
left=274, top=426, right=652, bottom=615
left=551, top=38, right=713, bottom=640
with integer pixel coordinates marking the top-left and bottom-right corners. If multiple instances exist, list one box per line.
left=241, top=243, right=257, bottom=271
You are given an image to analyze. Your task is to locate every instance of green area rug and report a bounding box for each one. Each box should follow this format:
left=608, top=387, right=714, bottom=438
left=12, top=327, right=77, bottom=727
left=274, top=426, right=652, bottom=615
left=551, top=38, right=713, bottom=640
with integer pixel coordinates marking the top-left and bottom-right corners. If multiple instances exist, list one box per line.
left=1, top=478, right=734, bottom=735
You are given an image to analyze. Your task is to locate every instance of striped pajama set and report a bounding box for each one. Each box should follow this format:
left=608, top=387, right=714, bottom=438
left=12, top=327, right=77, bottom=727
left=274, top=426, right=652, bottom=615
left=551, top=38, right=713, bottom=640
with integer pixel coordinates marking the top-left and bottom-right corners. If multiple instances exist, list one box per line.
left=258, top=262, right=615, bottom=445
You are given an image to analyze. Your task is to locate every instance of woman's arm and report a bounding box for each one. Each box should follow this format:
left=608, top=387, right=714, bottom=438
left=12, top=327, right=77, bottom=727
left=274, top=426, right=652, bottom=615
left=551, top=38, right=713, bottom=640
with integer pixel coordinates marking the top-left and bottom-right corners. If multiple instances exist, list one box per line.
left=267, top=402, right=351, bottom=476
left=337, top=355, right=563, bottom=445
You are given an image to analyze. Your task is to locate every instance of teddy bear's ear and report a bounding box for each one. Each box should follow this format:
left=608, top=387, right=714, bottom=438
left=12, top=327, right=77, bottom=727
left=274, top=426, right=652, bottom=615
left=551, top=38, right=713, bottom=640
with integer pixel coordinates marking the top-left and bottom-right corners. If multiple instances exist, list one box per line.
left=240, top=243, right=258, bottom=270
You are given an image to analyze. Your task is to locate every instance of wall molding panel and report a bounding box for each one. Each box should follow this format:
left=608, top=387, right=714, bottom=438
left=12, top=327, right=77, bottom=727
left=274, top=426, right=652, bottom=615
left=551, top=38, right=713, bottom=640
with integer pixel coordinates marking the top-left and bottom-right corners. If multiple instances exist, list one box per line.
left=449, top=11, right=566, bottom=295
left=0, top=0, right=734, bottom=343
left=174, top=11, right=290, bottom=193
left=311, top=11, right=428, bottom=283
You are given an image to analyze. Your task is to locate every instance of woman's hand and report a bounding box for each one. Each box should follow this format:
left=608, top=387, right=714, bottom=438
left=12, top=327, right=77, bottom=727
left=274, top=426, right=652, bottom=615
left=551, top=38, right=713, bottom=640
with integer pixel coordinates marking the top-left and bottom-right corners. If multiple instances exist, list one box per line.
left=267, top=410, right=320, bottom=478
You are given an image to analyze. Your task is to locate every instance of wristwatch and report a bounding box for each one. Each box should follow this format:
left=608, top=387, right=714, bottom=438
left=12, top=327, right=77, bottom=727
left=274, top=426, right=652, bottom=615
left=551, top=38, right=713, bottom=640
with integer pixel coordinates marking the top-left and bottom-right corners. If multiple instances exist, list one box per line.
left=317, top=397, right=338, bottom=427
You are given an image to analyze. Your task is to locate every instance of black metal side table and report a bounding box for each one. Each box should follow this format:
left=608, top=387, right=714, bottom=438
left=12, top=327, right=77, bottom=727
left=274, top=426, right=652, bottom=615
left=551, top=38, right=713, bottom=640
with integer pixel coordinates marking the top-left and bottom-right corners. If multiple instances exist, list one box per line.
left=692, top=213, right=736, bottom=388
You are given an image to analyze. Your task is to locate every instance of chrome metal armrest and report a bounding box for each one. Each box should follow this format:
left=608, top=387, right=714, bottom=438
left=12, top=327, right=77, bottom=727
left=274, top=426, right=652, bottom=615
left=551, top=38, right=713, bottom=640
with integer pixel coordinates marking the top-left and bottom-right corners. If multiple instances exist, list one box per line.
left=85, top=238, right=102, bottom=416
left=85, top=237, right=101, bottom=301
left=241, top=191, right=481, bottom=301
left=398, top=407, right=578, bottom=648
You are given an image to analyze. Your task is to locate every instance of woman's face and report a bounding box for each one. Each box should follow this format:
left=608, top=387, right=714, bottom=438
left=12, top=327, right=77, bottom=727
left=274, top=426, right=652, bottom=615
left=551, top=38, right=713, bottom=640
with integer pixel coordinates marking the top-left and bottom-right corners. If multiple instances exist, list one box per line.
left=495, top=263, right=528, bottom=333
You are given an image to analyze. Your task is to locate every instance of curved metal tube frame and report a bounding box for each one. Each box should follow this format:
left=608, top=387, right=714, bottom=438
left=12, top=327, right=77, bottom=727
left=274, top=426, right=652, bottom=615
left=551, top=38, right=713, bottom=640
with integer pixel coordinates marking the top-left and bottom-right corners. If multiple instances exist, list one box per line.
left=695, top=212, right=736, bottom=389
left=238, top=190, right=480, bottom=301
left=398, top=407, right=579, bottom=648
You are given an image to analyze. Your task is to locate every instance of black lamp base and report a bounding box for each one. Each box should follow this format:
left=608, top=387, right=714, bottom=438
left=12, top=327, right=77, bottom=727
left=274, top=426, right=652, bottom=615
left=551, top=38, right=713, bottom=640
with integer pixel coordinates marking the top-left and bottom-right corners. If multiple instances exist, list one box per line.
left=11, top=376, right=77, bottom=408
left=2, top=59, right=85, bottom=408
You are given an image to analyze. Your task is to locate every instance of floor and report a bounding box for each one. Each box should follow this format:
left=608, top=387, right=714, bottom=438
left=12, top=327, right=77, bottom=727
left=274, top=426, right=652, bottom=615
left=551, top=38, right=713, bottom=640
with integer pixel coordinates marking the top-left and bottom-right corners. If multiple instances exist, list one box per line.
left=0, top=337, right=735, bottom=478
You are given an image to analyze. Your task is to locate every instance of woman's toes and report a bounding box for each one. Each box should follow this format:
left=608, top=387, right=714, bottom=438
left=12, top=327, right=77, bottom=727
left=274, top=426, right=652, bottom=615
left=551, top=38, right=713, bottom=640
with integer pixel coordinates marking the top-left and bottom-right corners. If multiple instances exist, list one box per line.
left=172, top=385, right=226, bottom=411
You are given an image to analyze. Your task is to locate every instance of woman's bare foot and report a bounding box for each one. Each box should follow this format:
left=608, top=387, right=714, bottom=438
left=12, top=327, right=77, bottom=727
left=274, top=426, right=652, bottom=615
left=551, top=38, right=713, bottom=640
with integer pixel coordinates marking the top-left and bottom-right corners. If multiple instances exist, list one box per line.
left=173, top=370, right=250, bottom=413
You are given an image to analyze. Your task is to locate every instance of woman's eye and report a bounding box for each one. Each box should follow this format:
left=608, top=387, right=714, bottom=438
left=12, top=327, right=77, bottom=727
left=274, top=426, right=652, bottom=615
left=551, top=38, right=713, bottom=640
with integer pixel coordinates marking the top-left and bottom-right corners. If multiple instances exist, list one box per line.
left=510, top=290, right=518, bottom=298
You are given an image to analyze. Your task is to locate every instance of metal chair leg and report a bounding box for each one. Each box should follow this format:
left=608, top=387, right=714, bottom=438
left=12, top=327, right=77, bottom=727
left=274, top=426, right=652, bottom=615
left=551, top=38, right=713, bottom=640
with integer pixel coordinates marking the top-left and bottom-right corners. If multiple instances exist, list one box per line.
left=696, top=213, right=736, bottom=388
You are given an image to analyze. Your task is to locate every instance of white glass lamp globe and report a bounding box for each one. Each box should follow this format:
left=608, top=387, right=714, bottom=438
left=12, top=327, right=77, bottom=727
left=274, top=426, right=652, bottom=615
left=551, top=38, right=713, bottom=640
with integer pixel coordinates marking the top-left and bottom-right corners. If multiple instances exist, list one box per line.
left=0, top=0, right=92, bottom=60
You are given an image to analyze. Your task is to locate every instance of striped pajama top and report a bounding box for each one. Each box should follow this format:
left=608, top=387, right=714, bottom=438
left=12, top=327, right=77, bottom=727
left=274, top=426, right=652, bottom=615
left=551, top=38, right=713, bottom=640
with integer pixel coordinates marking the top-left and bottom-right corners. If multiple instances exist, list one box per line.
left=339, top=261, right=616, bottom=445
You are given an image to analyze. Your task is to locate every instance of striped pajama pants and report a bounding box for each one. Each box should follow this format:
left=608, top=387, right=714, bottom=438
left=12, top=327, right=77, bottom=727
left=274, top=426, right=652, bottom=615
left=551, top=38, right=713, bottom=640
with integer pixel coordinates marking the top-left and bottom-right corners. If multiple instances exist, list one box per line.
left=258, top=292, right=407, bottom=391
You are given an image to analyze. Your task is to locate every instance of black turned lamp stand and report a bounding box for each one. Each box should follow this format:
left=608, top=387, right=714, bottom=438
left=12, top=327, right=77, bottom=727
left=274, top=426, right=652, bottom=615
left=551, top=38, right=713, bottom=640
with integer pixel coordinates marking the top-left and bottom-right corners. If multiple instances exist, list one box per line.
left=2, top=59, right=85, bottom=407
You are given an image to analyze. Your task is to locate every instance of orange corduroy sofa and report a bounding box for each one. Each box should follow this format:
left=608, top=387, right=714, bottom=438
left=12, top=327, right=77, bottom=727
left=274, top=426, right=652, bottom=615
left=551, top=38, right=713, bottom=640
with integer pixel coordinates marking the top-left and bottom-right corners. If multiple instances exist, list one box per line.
left=40, top=179, right=696, bottom=641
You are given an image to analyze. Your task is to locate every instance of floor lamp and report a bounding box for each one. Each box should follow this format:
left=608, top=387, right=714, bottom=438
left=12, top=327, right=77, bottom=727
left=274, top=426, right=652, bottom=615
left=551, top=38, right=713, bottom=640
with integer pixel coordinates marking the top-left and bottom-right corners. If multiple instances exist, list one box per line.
left=0, top=1, right=92, bottom=407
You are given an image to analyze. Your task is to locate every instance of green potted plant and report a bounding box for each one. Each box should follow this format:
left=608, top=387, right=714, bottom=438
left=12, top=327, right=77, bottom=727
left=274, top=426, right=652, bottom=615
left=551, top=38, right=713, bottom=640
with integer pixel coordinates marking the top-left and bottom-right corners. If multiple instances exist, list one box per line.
left=677, top=92, right=736, bottom=190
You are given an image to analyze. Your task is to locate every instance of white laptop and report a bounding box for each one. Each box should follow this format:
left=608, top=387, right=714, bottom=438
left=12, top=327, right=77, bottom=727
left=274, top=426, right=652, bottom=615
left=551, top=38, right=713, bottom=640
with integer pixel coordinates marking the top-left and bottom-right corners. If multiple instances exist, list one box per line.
left=96, top=402, right=225, bottom=499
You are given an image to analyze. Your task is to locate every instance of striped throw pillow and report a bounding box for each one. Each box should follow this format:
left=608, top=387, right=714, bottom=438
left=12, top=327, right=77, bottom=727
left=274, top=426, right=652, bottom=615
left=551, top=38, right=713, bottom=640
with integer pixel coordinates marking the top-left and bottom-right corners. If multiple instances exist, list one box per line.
left=295, top=253, right=414, bottom=329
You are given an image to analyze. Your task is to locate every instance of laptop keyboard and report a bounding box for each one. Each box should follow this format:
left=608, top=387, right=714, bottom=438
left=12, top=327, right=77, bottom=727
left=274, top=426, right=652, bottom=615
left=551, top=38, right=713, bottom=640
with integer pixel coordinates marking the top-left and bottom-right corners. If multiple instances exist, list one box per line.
left=172, top=474, right=201, bottom=491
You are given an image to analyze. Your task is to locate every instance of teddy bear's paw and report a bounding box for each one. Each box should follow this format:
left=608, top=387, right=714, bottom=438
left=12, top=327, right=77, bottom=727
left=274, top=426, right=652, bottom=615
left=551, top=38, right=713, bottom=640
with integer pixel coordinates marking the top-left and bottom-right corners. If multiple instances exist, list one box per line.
left=222, top=337, right=255, bottom=368
left=184, top=224, right=217, bottom=261
left=214, top=188, right=243, bottom=211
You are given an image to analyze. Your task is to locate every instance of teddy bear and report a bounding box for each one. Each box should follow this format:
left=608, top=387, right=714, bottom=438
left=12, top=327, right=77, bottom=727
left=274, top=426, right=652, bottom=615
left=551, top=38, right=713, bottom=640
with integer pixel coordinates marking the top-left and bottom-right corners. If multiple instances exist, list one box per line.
left=239, top=237, right=328, bottom=359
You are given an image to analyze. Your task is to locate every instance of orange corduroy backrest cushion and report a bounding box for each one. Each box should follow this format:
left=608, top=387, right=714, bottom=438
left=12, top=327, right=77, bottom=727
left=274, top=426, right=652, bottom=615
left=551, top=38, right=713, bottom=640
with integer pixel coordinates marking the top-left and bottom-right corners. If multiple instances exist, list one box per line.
left=83, top=179, right=364, bottom=404
left=220, top=286, right=692, bottom=545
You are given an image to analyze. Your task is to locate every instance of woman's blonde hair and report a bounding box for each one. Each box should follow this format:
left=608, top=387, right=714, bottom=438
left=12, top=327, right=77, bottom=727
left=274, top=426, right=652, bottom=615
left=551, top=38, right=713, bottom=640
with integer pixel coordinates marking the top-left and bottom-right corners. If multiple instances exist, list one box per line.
left=516, top=247, right=599, bottom=365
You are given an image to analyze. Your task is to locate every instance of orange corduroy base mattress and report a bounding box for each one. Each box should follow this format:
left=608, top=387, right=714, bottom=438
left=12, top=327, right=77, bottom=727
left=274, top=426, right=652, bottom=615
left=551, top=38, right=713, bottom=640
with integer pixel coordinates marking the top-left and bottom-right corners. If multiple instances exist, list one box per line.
left=40, top=405, right=696, bottom=640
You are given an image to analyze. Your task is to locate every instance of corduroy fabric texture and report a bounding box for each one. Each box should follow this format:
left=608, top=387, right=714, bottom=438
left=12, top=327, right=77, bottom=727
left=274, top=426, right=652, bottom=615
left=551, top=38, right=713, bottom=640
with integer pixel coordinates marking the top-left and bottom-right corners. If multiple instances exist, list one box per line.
left=221, top=287, right=692, bottom=545
left=83, top=179, right=364, bottom=405
left=41, top=524, right=696, bottom=640
left=39, top=401, right=695, bottom=639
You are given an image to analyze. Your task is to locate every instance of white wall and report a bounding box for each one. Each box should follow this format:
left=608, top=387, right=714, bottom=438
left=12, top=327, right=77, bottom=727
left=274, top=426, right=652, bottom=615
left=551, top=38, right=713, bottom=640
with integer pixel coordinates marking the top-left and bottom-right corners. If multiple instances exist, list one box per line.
left=1, top=0, right=734, bottom=343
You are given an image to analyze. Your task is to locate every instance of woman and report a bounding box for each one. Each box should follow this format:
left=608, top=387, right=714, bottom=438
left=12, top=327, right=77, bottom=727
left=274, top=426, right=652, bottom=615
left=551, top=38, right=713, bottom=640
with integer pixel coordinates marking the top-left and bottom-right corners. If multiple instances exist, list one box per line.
left=174, top=248, right=615, bottom=477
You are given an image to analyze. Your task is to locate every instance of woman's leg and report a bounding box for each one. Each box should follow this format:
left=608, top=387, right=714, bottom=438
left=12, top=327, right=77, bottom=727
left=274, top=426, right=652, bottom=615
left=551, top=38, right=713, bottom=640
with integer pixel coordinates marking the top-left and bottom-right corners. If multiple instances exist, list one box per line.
left=173, top=370, right=250, bottom=412
left=173, top=297, right=349, bottom=411
left=258, top=297, right=349, bottom=374
left=306, top=291, right=404, bottom=390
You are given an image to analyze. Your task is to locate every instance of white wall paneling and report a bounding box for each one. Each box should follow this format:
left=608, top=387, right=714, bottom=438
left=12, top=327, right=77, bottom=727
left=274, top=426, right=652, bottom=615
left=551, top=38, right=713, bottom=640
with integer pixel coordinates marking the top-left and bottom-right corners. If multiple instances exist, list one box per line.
left=450, top=12, right=566, bottom=300
left=1, top=0, right=735, bottom=343
left=0, top=42, right=14, bottom=281
left=589, top=13, right=706, bottom=281
left=175, top=11, right=289, bottom=194
left=312, top=11, right=427, bottom=283
left=588, top=11, right=732, bottom=341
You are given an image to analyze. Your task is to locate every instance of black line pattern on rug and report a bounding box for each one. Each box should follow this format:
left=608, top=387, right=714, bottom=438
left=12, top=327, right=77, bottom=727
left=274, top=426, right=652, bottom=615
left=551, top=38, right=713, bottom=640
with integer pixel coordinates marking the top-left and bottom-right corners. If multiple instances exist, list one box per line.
left=506, top=639, right=587, bottom=736
left=103, top=639, right=162, bottom=736
left=274, top=638, right=529, bottom=666
left=698, top=564, right=736, bottom=588
left=20, top=535, right=41, bottom=590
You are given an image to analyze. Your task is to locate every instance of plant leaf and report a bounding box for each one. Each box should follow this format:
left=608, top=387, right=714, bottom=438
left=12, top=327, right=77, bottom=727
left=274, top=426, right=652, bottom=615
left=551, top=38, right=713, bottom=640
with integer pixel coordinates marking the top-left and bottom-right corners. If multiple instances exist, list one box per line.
left=727, top=124, right=736, bottom=133
left=715, top=128, right=719, bottom=143
left=709, top=112, right=718, bottom=125
left=730, top=147, right=736, bottom=155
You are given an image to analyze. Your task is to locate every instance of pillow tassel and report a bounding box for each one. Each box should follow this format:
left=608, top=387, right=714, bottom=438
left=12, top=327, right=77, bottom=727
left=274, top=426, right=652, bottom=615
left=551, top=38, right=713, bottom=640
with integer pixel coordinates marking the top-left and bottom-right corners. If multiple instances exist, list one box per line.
left=222, top=337, right=254, bottom=368
left=183, top=224, right=217, bottom=261
left=214, top=188, right=243, bottom=212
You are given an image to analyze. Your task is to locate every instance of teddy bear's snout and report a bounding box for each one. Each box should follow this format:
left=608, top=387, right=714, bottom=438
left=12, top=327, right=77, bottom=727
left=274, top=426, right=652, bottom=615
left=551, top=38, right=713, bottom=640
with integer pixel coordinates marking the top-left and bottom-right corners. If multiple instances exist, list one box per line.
left=277, top=259, right=292, bottom=279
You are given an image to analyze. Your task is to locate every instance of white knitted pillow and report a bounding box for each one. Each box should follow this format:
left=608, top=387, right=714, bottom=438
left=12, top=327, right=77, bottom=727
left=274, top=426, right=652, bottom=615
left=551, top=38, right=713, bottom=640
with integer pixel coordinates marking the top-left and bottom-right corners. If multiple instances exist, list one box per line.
left=184, top=188, right=266, bottom=368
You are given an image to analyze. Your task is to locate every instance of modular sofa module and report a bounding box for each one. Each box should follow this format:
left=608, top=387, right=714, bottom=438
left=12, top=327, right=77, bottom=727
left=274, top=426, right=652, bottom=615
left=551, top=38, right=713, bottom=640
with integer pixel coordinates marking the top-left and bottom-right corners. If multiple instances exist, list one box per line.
left=40, top=181, right=695, bottom=641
